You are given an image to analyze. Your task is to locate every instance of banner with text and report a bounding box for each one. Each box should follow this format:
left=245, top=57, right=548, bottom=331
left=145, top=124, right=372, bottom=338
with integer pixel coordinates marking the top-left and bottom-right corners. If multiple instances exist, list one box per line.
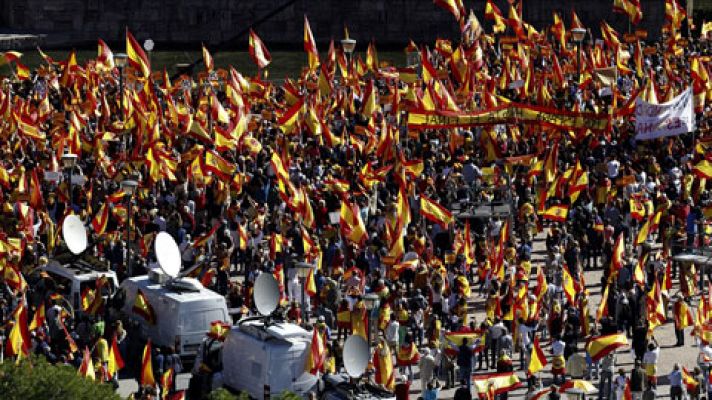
left=407, top=103, right=611, bottom=132
left=635, top=88, right=695, bottom=141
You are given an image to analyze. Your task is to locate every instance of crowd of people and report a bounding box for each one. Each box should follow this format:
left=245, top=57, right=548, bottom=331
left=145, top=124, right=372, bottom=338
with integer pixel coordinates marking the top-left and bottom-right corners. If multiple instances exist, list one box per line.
left=2, top=3, right=712, bottom=400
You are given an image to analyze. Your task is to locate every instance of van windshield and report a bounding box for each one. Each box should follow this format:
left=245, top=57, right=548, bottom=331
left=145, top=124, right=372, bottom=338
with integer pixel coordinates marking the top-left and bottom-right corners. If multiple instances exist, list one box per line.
left=181, top=309, right=226, bottom=333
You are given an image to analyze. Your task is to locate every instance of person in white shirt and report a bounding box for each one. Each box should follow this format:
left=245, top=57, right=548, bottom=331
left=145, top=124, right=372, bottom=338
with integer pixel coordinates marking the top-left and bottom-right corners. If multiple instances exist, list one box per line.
left=613, top=368, right=628, bottom=400
left=642, top=338, right=660, bottom=389
left=385, top=316, right=400, bottom=350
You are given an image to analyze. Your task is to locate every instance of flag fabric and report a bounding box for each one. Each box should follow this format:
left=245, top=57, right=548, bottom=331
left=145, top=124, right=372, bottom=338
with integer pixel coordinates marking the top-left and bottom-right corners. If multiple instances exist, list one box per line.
left=694, top=160, right=712, bottom=179
left=443, top=331, right=485, bottom=357
left=141, top=340, right=156, bottom=387
left=473, top=372, right=523, bottom=397
left=126, top=29, right=150, bottom=77
left=434, top=0, right=464, bottom=22
left=78, top=347, right=95, bottom=380
left=527, top=336, right=548, bottom=376
left=340, top=200, right=368, bottom=246
left=248, top=29, right=272, bottom=69
left=542, top=205, right=569, bottom=222
left=192, top=222, right=221, bottom=249
left=97, top=39, right=115, bottom=69
left=674, top=299, right=694, bottom=329
left=305, top=327, right=326, bottom=374
left=562, top=264, right=576, bottom=305
left=107, top=334, right=125, bottom=376
left=91, top=202, right=110, bottom=235
left=5, top=302, right=30, bottom=358
left=133, top=289, right=156, bottom=325
left=597, top=284, right=610, bottom=322
left=419, top=195, right=454, bottom=228
left=303, top=16, right=320, bottom=71
left=613, top=0, right=643, bottom=25
left=373, top=341, right=395, bottom=391
left=485, top=0, right=506, bottom=34
left=586, top=333, right=628, bottom=361
left=207, top=320, right=231, bottom=341
left=202, top=44, right=214, bottom=72
left=29, top=302, right=45, bottom=331
left=610, top=233, right=625, bottom=276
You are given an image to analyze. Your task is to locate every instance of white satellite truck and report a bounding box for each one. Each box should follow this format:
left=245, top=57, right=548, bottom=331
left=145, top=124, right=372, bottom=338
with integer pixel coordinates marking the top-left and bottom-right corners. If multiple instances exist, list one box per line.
left=118, top=232, right=229, bottom=358
left=222, top=273, right=318, bottom=399
left=221, top=274, right=394, bottom=400
left=43, top=215, right=119, bottom=313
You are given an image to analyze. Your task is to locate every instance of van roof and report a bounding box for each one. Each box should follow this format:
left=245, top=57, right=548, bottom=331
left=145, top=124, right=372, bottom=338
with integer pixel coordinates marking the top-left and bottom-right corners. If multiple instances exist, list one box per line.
left=44, top=260, right=117, bottom=282
left=237, top=320, right=312, bottom=343
left=124, top=276, right=224, bottom=302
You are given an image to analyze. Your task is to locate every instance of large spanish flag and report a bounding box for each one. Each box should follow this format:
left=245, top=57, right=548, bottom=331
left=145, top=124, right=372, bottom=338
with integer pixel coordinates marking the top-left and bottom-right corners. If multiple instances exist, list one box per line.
left=443, top=331, right=484, bottom=357
left=132, top=289, right=156, bottom=325
left=141, top=340, right=156, bottom=387
left=420, top=195, right=453, bottom=228
left=473, top=372, right=522, bottom=396
left=126, top=28, right=150, bottom=78
left=527, top=336, right=547, bottom=376
left=107, top=334, right=125, bottom=376
left=542, top=204, right=569, bottom=222
left=586, top=333, right=628, bottom=362
left=304, top=327, right=326, bottom=375
left=373, top=341, right=395, bottom=391
left=694, top=160, right=712, bottom=179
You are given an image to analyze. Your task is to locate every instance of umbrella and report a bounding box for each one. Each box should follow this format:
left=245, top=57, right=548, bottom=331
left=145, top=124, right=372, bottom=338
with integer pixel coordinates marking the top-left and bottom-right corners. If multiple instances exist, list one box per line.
left=559, top=379, right=597, bottom=393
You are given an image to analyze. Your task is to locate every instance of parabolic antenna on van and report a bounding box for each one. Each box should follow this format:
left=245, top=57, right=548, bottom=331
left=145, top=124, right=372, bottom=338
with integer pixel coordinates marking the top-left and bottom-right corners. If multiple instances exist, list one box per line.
left=63, top=214, right=88, bottom=255
left=343, top=335, right=369, bottom=378
left=154, top=231, right=181, bottom=278
left=254, top=273, right=280, bottom=316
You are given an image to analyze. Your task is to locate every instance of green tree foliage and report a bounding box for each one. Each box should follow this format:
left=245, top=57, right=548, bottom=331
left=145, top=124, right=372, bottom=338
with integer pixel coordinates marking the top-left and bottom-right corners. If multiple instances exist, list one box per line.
left=0, top=356, right=121, bottom=400
left=206, top=388, right=250, bottom=400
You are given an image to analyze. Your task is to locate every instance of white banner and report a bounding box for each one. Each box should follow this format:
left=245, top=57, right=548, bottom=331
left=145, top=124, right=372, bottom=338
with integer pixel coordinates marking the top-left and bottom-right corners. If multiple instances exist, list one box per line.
left=635, top=87, right=695, bottom=140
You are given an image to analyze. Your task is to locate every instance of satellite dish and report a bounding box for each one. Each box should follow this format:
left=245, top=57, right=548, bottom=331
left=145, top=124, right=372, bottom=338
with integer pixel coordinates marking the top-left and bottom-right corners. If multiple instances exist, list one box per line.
left=343, top=335, right=369, bottom=378
left=63, top=215, right=87, bottom=255
left=154, top=232, right=181, bottom=278
left=254, top=273, right=280, bottom=316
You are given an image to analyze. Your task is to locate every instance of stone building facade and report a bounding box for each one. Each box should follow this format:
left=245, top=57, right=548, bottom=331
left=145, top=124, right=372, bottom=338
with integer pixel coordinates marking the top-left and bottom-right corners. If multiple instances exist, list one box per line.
left=0, top=0, right=685, bottom=48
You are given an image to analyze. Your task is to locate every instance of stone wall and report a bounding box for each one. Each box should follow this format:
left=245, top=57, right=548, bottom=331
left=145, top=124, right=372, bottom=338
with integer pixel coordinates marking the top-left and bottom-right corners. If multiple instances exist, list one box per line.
left=0, top=0, right=677, bottom=49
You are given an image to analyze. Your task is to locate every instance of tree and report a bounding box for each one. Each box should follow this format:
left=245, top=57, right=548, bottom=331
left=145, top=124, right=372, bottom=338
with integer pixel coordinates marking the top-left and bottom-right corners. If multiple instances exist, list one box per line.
left=0, top=356, right=121, bottom=400
left=206, top=388, right=249, bottom=400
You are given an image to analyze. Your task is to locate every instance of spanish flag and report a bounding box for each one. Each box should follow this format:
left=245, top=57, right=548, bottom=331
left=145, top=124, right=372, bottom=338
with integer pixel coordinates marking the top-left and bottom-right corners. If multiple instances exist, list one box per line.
left=597, top=284, right=610, bottom=322
left=29, top=168, right=43, bottom=209
left=443, top=331, right=484, bottom=357
left=542, top=204, right=569, bottom=223
left=434, top=0, right=464, bottom=22
left=133, top=289, right=156, bottom=325
left=373, top=341, right=395, bottom=391
left=613, top=0, right=642, bottom=25
left=396, top=342, right=420, bottom=366
left=674, top=299, right=694, bottom=329
left=562, top=264, right=576, bottom=305
left=473, top=372, right=522, bottom=397
left=107, top=334, right=125, bottom=376
left=141, top=340, right=156, bottom=387
left=126, top=28, right=151, bottom=78
left=586, top=333, right=628, bottom=362
left=78, top=347, right=96, bottom=380
left=610, top=233, right=625, bottom=276
left=204, top=150, right=236, bottom=181
left=527, top=336, right=547, bottom=376
left=694, top=160, right=712, bottom=179
left=5, top=302, right=30, bottom=358
left=305, top=327, right=326, bottom=374
left=484, top=0, right=506, bottom=34
left=91, top=202, right=110, bottom=235
left=29, top=302, right=45, bottom=331
left=248, top=29, right=271, bottom=70
left=202, top=43, right=214, bottom=72
left=340, top=200, right=368, bottom=246
left=193, top=223, right=221, bottom=249
left=419, top=195, right=453, bottom=228
left=303, top=16, right=320, bottom=71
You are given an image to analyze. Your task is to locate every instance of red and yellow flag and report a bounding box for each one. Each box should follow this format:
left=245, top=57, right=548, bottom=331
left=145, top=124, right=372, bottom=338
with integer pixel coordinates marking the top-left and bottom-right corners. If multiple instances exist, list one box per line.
left=527, top=336, right=548, bottom=376
left=5, top=302, right=30, bottom=358
left=126, top=28, right=150, bottom=77
left=613, top=0, right=642, bottom=25
left=586, top=333, right=628, bottom=361
left=202, top=43, right=214, bottom=72
left=303, top=16, right=320, bottom=71
left=562, top=264, right=576, bottom=305
left=133, top=289, right=156, bottom=325
left=108, top=334, right=125, bottom=376
left=248, top=29, right=272, bottom=69
left=373, top=341, right=395, bottom=391
left=141, top=340, right=156, bottom=387
left=542, top=205, right=569, bottom=223
left=473, top=372, right=522, bottom=397
left=91, top=202, right=110, bottom=235
left=419, top=195, right=453, bottom=228
left=29, top=302, right=45, bottom=331
left=305, top=327, right=326, bottom=374
left=78, top=347, right=96, bottom=380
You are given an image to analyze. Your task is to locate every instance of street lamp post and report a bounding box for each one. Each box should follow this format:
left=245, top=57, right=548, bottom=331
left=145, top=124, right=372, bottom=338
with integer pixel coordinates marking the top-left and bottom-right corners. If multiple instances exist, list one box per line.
left=114, top=53, right=128, bottom=157
left=571, top=28, right=587, bottom=83
left=295, top=262, right=314, bottom=325
left=121, top=179, right=138, bottom=277
left=363, top=293, right=380, bottom=356
left=341, top=37, right=356, bottom=76
left=61, top=153, right=78, bottom=210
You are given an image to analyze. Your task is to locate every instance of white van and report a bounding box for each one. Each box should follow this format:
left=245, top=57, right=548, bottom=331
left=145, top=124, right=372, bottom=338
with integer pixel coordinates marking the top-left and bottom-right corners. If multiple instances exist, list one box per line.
left=222, top=320, right=318, bottom=399
left=119, top=272, right=229, bottom=358
left=41, top=258, right=119, bottom=313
